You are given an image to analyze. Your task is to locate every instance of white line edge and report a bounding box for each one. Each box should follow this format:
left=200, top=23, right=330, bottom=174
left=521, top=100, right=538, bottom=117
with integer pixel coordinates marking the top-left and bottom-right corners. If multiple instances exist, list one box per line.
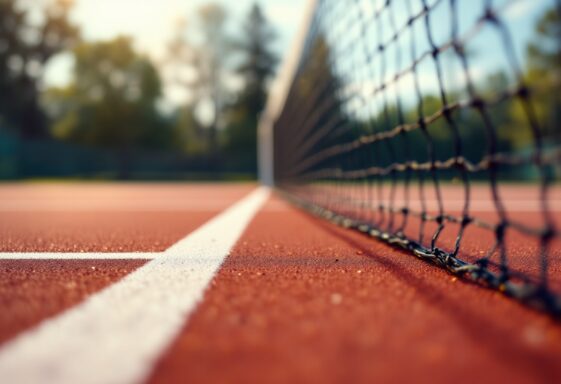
left=0, top=186, right=270, bottom=384
left=0, top=252, right=160, bottom=260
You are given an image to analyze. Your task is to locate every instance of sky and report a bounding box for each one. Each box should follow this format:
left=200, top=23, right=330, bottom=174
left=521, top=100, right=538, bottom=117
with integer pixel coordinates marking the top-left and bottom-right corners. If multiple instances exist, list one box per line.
left=44, top=0, right=308, bottom=106
left=42, top=0, right=551, bottom=111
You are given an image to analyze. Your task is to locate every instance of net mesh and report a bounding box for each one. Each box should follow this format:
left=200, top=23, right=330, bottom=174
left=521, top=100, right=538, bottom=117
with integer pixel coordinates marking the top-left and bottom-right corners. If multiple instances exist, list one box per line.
left=271, top=0, right=561, bottom=315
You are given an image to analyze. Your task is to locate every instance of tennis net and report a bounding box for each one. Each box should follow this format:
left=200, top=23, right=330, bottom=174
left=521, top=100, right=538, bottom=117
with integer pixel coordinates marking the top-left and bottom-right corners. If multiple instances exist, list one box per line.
left=261, top=0, right=561, bottom=315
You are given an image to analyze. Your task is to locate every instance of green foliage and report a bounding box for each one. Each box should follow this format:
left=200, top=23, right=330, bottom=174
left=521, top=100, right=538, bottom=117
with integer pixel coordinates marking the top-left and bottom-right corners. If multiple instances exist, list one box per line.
left=173, top=106, right=208, bottom=156
left=527, top=8, right=561, bottom=72
left=46, top=37, right=172, bottom=150
left=167, top=3, right=230, bottom=163
left=523, top=6, right=561, bottom=144
left=0, top=0, right=78, bottom=137
left=492, top=6, right=561, bottom=152
left=371, top=6, right=561, bottom=168
left=234, top=3, right=277, bottom=114
left=44, top=37, right=175, bottom=178
left=223, top=3, right=278, bottom=172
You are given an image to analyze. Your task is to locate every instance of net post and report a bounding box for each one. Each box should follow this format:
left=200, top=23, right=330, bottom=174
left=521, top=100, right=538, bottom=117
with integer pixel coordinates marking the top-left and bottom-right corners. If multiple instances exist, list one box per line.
left=258, top=0, right=319, bottom=187
left=258, top=113, right=274, bottom=186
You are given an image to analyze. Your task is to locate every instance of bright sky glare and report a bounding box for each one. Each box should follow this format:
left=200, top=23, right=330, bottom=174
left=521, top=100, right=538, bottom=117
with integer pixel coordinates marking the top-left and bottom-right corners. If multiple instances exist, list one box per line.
left=44, top=0, right=307, bottom=98
left=43, top=0, right=549, bottom=109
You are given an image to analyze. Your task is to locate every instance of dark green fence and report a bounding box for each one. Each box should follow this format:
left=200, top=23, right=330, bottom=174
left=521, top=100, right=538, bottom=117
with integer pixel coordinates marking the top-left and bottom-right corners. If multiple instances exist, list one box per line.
left=0, top=129, right=254, bottom=180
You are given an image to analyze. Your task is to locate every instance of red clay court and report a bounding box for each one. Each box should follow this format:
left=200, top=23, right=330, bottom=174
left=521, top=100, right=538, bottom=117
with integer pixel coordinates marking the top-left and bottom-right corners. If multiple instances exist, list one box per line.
left=1, top=0, right=561, bottom=383
left=0, top=182, right=560, bottom=383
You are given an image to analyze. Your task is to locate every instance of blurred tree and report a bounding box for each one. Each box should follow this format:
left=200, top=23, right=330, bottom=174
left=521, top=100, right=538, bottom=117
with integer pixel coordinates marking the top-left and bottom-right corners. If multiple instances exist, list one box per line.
left=167, top=3, right=230, bottom=166
left=225, top=3, right=277, bottom=172
left=172, top=105, right=208, bottom=155
left=0, top=0, right=78, bottom=138
left=527, top=7, right=561, bottom=72
left=234, top=3, right=277, bottom=116
left=524, top=6, right=561, bottom=144
left=45, top=37, right=173, bottom=178
left=498, top=6, right=561, bottom=151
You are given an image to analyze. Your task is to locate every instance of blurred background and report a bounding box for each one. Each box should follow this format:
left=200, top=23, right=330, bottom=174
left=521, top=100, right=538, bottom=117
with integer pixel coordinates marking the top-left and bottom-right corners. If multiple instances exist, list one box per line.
left=0, top=0, right=303, bottom=180
left=0, top=0, right=558, bottom=181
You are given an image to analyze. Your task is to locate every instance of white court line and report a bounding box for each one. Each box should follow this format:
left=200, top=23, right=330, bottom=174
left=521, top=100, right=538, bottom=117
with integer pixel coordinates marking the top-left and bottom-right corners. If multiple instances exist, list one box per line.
left=0, top=252, right=159, bottom=260
left=0, top=186, right=270, bottom=384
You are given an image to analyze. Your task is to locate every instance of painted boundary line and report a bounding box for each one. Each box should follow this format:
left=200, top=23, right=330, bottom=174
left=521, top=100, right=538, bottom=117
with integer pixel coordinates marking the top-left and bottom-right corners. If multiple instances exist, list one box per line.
left=0, top=252, right=158, bottom=260
left=0, top=186, right=270, bottom=384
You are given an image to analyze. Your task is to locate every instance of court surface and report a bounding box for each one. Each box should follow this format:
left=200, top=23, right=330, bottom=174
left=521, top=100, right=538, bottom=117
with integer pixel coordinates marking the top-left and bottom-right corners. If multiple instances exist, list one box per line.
left=1, top=182, right=561, bottom=384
